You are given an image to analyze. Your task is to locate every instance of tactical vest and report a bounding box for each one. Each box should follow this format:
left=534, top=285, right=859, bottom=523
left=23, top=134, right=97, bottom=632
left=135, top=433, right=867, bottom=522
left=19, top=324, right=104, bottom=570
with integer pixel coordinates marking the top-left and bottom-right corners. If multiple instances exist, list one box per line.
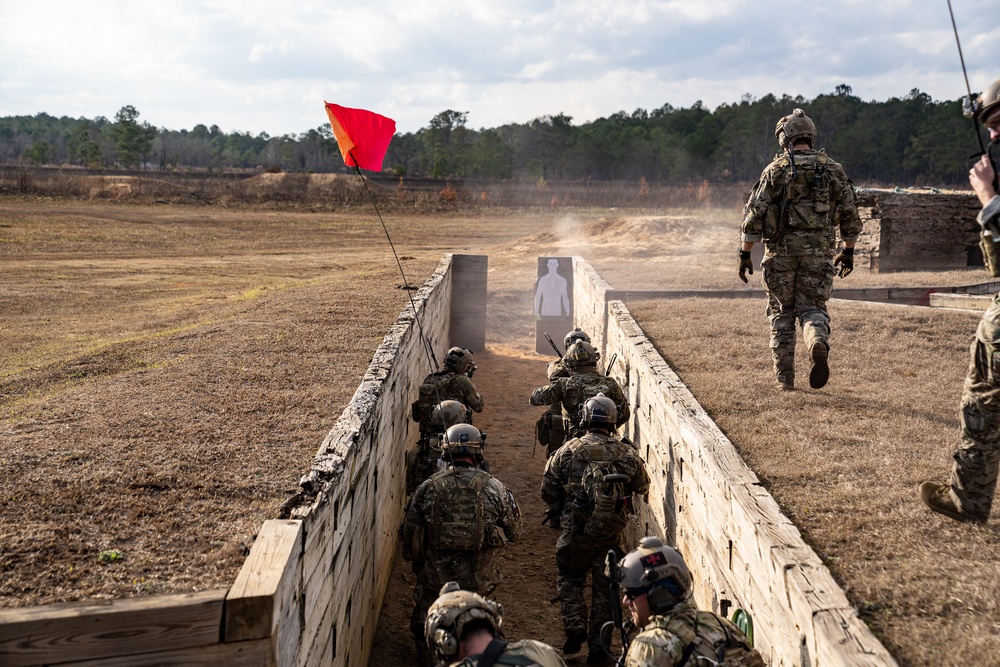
left=643, top=608, right=764, bottom=667
left=429, top=469, right=491, bottom=552
left=762, top=150, right=833, bottom=241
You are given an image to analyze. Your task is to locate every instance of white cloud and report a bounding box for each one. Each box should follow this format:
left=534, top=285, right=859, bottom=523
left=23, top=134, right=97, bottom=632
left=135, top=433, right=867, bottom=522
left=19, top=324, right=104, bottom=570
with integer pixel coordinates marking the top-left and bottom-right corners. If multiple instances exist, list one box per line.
left=0, top=0, right=996, bottom=135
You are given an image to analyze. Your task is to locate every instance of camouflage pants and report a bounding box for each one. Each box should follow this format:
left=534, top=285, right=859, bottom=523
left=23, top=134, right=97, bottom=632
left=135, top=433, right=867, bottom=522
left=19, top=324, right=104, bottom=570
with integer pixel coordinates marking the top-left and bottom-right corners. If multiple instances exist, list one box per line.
left=555, top=532, right=618, bottom=654
left=951, top=297, right=1000, bottom=520
left=762, top=254, right=836, bottom=381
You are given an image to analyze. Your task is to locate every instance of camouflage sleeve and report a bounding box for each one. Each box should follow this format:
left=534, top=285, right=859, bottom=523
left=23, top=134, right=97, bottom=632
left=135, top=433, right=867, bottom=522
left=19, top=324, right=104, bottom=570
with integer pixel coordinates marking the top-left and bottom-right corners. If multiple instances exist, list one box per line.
left=530, top=382, right=562, bottom=407
left=741, top=164, right=779, bottom=243
left=610, top=379, right=630, bottom=426
left=830, top=162, right=863, bottom=242
left=540, top=448, right=569, bottom=506
left=401, top=486, right=426, bottom=562
left=452, top=375, right=484, bottom=412
left=547, top=360, right=572, bottom=380
left=492, top=481, right=522, bottom=543
left=628, top=451, right=650, bottom=498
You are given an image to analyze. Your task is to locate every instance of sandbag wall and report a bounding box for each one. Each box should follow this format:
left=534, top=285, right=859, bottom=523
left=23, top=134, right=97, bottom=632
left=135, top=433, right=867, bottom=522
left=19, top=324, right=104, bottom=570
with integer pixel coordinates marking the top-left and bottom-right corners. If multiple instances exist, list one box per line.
left=571, top=258, right=897, bottom=667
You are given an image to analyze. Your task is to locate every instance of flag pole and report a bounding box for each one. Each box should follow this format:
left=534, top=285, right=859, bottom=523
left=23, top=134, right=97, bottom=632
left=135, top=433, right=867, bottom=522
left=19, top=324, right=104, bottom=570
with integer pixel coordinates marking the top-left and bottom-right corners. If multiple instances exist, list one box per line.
left=349, top=151, right=439, bottom=371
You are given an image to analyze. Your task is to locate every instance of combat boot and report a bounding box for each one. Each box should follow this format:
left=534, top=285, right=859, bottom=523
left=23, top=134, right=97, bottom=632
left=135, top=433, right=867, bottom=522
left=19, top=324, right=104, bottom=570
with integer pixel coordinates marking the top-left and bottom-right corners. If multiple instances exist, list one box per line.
left=563, top=629, right=587, bottom=655
left=919, top=481, right=986, bottom=523
left=776, top=376, right=794, bottom=392
left=809, top=342, right=829, bottom=389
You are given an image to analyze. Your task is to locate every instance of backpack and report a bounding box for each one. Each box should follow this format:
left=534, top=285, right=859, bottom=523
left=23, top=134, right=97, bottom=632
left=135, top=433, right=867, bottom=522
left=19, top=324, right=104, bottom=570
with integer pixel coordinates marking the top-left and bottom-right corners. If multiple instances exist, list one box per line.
left=568, top=439, right=630, bottom=541
left=650, top=608, right=764, bottom=667
left=412, top=371, right=458, bottom=427
left=429, top=469, right=490, bottom=552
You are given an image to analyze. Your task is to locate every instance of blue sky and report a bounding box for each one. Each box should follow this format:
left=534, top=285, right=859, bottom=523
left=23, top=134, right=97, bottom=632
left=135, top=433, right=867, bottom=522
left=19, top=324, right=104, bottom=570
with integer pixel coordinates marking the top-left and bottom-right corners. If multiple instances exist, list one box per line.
left=1, top=0, right=997, bottom=136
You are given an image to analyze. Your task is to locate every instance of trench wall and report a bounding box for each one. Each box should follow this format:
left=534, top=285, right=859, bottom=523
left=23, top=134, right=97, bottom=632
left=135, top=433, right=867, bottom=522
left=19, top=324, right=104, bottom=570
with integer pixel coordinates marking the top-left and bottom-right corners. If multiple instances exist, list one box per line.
left=572, top=257, right=896, bottom=667
left=0, top=254, right=481, bottom=667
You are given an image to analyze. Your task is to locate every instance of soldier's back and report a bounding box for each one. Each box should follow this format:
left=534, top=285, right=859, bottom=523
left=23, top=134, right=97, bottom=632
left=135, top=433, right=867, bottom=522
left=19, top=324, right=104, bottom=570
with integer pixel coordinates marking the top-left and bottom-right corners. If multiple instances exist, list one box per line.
left=626, top=606, right=763, bottom=667
left=451, top=639, right=567, bottom=667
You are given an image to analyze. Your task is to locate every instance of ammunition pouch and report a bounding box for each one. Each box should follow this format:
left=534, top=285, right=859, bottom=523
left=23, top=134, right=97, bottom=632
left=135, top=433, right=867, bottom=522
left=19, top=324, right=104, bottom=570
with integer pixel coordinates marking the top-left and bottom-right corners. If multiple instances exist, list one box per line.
left=535, top=414, right=550, bottom=448
left=410, top=524, right=425, bottom=573
left=982, top=230, right=1000, bottom=278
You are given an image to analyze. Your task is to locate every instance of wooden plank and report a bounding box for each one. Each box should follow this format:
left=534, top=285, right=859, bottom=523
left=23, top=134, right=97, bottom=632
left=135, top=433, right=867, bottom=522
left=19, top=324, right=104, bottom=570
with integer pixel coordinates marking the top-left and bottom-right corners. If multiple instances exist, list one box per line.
left=56, top=638, right=272, bottom=667
left=0, top=589, right=227, bottom=667
left=225, top=519, right=302, bottom=643
left=929, top=293, right=992, bottom=310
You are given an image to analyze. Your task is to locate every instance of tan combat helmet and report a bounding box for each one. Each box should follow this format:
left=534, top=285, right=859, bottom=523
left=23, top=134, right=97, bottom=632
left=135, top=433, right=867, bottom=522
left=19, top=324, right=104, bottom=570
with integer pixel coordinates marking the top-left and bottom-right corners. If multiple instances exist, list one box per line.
left=616, top=535, right=693, bottom=614
left=441, top=423, right=486, bottom=458
left=775, top=108, right=816, bottom=148
left=443, top=347, right=474, bottom=373
left=976, top=77, right=1000, bottom=125
left=564, top=340, right=600, bottom=369
left=425, top=582, right=504, bottom=663
left=431, top=400, right=471, bottom=432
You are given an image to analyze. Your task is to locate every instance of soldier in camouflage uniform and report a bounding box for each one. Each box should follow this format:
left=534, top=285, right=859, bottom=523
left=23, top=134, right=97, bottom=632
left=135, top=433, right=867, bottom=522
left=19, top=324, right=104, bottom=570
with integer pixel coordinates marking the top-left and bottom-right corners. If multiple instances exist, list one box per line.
left=921, top=78, right=1000, bottom=523
left=536, top=329, right=592, bottom=459
left=540, top=395, right=649, bottom=664
left=616, top=536, right=763, bottom=667
left=404, top=424, right=522, bottom=666
left=425, top=581, right=567, bottom=667
left=410, top=347, right=485, bottom=490
left=739, top=108, right=863, bottom=391
left=408, top=400, right=474, bottom=493
left=529, top=341, right=630, bottom=441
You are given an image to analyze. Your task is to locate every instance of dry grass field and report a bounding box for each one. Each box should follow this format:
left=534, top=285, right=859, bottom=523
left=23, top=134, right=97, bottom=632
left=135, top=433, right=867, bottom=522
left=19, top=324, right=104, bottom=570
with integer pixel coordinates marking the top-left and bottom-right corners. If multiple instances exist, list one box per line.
left=1, top=187, right=995, bottom=667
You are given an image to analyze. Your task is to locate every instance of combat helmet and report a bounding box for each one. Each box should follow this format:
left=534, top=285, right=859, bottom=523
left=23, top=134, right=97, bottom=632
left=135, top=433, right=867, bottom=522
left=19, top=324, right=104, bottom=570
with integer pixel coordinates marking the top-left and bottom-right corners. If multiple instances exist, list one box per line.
left=616, top=535, right=693, bottom=614
left=441, top=423, right=486, bottom=459
left=564, top=340, right=600, bottom=369
left=443, top=347, right=474, bottom=373
left=580, top=392, right=618, bottom=430
left=431, top=400, right=471, bottom=432
left=564, top=328, right=591, bottom=350
left=775, top=108, right=816, bottom=148
left=425, top=582, right=504, bottom=663
left=975, top=77, right=1000, bottom=126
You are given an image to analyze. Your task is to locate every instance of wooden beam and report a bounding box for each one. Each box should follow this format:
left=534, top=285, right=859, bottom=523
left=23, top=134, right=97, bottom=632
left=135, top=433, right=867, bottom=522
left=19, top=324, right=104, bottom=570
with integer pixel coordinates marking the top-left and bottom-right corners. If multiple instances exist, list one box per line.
left=224, top=519, right=302, bottom=643
left=0, top=589, right=227, bottom=667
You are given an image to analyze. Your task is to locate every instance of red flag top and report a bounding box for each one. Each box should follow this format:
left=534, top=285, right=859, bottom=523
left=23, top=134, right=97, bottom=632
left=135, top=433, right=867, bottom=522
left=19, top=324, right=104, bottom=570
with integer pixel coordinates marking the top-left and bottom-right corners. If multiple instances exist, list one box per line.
left=324, top=102, right=396, bottom=172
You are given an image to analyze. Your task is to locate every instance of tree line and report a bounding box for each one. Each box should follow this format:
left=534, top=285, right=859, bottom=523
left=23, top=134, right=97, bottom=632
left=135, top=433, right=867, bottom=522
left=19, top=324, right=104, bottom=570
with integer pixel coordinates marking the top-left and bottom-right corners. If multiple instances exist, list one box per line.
left=0, top=85, right=985, bottom=186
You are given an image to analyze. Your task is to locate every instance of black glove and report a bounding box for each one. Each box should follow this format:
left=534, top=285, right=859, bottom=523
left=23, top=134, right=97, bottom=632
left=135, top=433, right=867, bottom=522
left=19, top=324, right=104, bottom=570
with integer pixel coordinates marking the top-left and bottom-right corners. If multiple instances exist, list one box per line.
left=465, top=362, right=476, bottom=379
left=738, top=249, right=753, bottom=283
left=834, top=246, right=854, bottom=278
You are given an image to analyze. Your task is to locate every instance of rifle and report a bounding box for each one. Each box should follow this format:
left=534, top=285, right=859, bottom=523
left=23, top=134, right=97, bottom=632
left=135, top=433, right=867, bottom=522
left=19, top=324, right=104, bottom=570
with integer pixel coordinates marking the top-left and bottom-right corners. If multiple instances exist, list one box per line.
left=605, top=353, right=617, bottom=377
left=603, top=548, right=630, bottom=666
left=543, top=332, right=563, bottom=358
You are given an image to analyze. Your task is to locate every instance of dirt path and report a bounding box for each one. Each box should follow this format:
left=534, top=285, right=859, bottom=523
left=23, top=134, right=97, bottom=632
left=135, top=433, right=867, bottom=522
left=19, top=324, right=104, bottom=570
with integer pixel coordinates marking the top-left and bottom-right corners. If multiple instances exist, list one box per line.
left=368, top=344, right=592, bottom=665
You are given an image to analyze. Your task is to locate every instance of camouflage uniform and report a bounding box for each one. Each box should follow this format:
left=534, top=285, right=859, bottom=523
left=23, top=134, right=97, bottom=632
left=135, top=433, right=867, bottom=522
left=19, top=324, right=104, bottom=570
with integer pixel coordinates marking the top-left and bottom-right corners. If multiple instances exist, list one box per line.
left=536, top=357, right=574, bottom=457
left=540, top=432, right=649, bottom=656
left=414, top=370, right=484, bottom=434
left=742, top=148, right=863, bottom=385
left=529, top=367, right=630, bottom=436
left=410, top=372, right=485, bottom=491
left=950, top=194, right=1000, bottom=519
left=449, top=640, right=567, bottom=667
left=403, top=463, right=522, bottom=657
left=624, top=603, right=764, bottom=667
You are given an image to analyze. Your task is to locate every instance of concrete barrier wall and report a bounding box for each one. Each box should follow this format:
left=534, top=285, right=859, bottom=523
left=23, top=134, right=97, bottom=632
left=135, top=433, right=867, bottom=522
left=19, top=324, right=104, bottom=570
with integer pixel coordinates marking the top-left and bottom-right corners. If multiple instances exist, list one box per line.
left=572, top=257, right=896, bottom=667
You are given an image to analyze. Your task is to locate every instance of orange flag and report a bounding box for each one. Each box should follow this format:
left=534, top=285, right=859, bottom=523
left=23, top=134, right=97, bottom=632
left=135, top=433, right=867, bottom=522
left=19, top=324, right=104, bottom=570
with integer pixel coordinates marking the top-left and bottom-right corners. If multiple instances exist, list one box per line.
left=324, top=102, right=397, bottom=172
